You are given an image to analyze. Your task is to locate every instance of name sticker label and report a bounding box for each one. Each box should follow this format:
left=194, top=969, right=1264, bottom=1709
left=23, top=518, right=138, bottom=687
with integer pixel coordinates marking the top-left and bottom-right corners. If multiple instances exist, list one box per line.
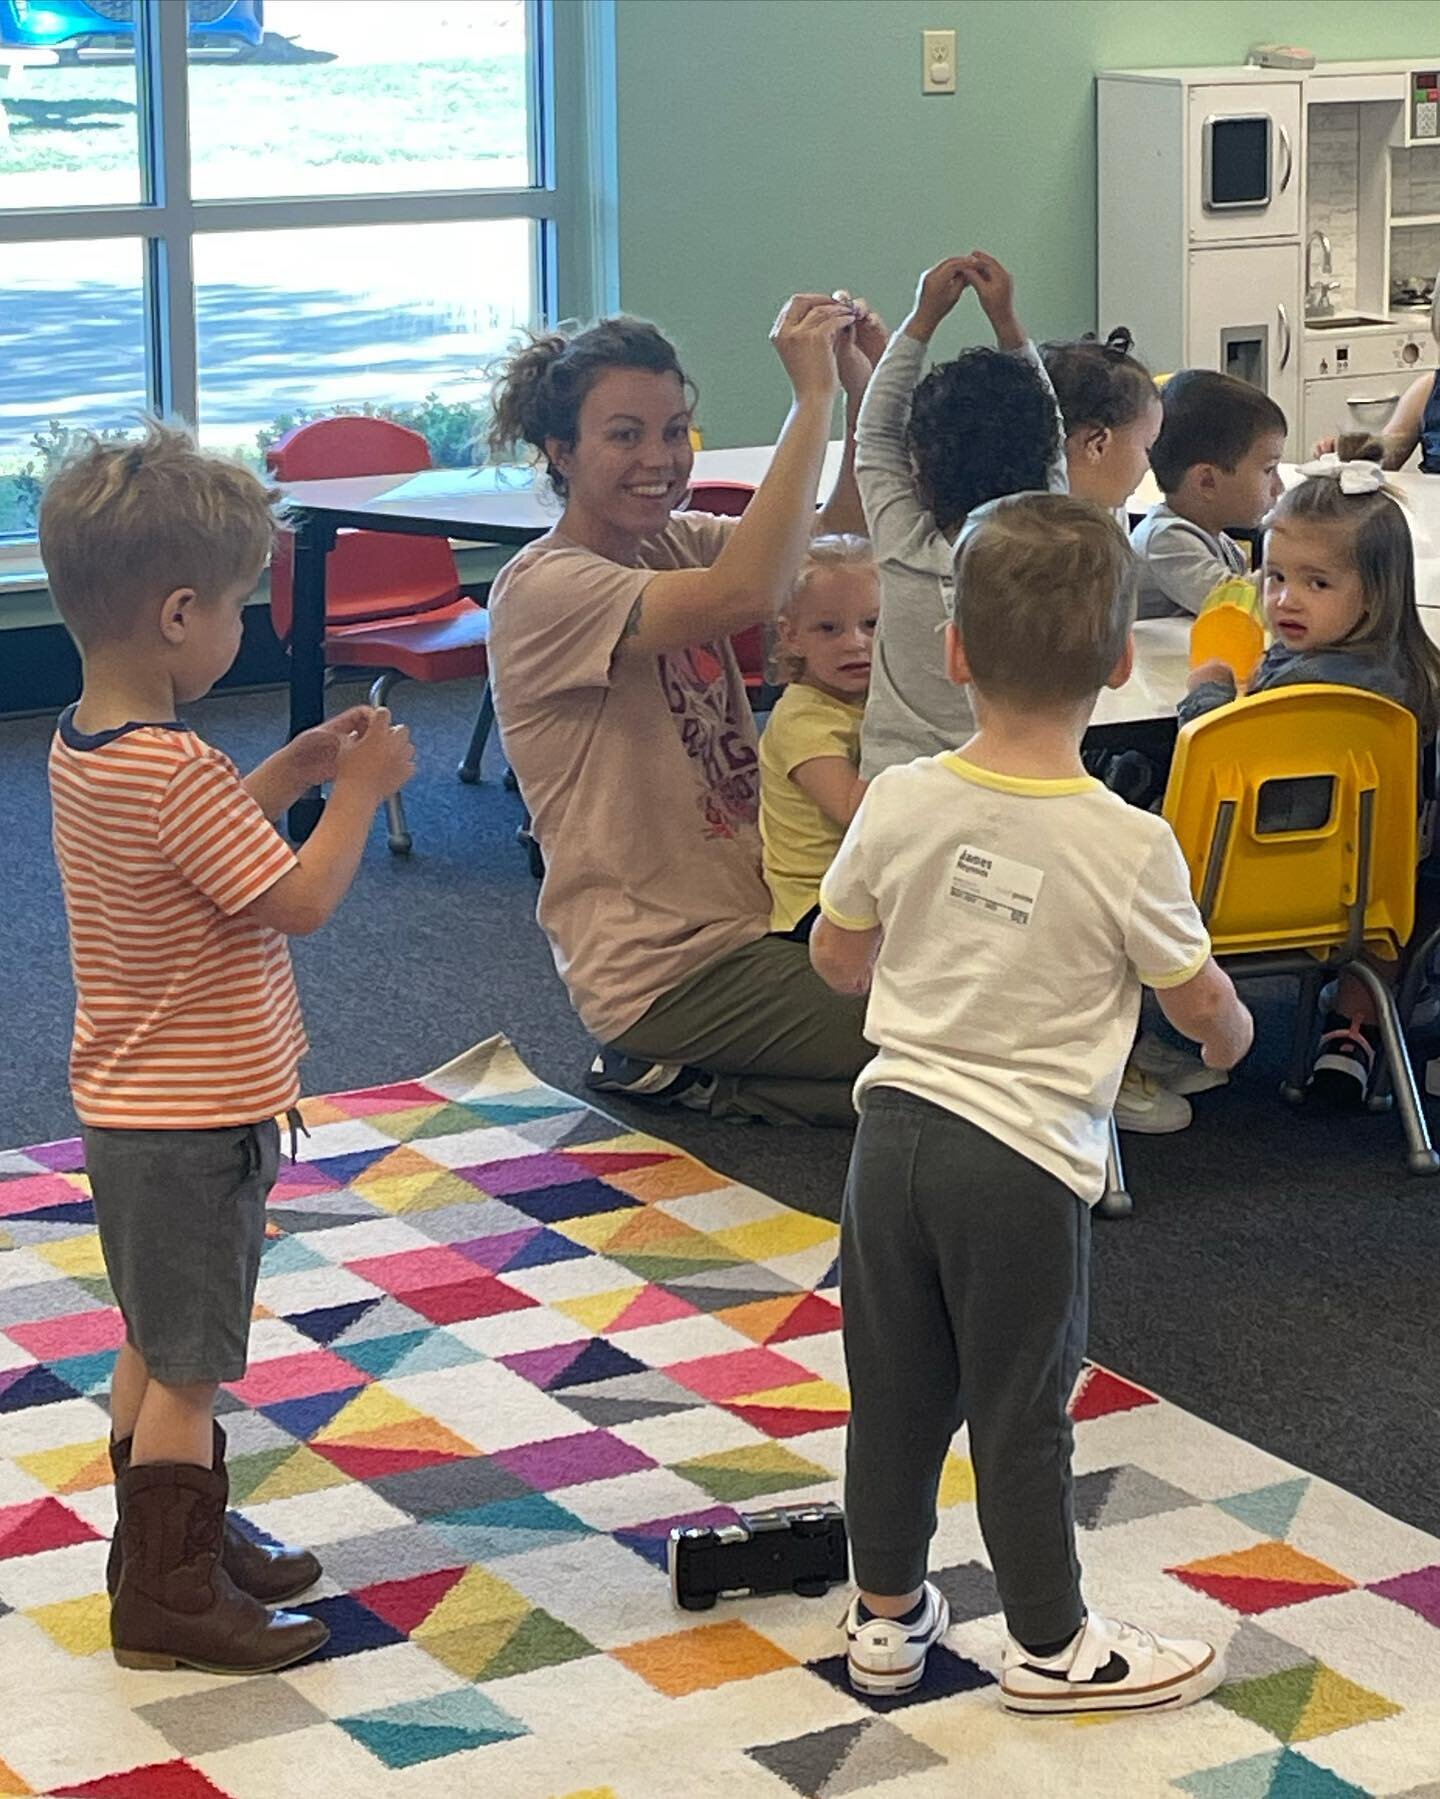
left=949, top=844, right=1044, bottom=929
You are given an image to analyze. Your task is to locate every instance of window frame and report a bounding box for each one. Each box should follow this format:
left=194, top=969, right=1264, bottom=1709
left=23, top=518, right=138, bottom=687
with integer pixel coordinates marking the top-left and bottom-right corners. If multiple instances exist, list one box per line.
left=0, top=0, right=607, bottom=568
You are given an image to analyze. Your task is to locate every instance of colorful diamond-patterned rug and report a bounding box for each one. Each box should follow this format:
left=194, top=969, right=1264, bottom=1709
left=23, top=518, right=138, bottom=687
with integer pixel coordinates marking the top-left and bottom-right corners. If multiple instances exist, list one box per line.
left=2, top=1038, right=1439, bottom=1799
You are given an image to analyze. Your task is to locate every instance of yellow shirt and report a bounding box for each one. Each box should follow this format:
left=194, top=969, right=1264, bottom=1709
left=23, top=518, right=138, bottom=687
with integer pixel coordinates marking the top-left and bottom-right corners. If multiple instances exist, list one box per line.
left=759, top=681, right=865, bottom=931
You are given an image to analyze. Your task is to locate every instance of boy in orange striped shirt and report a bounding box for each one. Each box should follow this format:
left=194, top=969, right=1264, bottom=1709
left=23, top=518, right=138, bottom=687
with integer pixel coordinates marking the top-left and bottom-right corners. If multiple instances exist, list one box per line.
left=42, top=422, right=415, bottom=1676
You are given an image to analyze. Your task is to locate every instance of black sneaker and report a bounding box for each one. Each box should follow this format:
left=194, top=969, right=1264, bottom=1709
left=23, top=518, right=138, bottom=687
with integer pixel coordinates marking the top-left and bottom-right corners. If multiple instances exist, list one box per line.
left=586, top=1048, right=714, bottom=1110
left=1310, top=1013, right=1379, bottom=1109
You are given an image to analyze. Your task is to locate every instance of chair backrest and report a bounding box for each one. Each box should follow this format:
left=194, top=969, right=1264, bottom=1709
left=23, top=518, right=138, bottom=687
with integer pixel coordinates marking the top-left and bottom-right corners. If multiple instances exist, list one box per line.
left=1162, top=684, right=1419, bottom=961
left=685, top=479, right=763, bottom=676
left=266, top=416, right=460, bottom=640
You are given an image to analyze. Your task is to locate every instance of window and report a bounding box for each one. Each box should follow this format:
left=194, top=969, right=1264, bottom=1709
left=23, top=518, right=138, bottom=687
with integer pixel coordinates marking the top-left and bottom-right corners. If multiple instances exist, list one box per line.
left=0, top=0, right=598, bottom=549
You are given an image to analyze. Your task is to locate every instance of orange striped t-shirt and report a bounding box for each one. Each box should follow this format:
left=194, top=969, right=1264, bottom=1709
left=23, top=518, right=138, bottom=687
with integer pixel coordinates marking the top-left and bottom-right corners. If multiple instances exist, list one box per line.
left=49, top=711, right=307, bottom=1129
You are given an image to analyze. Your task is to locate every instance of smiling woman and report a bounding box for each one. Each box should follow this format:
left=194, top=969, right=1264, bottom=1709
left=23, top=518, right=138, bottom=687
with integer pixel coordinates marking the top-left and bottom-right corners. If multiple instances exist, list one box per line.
left=484, top=297, right=880, bottom=1128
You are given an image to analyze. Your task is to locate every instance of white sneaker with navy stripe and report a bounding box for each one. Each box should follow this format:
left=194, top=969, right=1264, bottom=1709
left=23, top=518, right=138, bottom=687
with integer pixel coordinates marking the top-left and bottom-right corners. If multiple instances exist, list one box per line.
left=1001, top=1612, right=1223, bottom=1715
left=585, top=1049, right=715, bottom=1110
left=844, top=1582, right=950, bottom=1696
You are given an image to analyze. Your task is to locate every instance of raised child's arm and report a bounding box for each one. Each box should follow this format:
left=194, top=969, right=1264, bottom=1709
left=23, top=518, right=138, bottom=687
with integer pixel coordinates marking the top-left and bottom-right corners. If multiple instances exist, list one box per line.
left=816, top=298, right=887, bottom=537
left=239, top=710, right=415, bottom=936
left=962, top=251, right=1068, bottom=493
left=243, top=707, right=375, bottom=821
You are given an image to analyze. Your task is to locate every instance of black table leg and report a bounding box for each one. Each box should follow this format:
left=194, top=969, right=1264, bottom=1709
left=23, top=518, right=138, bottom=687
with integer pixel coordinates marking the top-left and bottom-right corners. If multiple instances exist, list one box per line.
left=286, top=511, right=336, bottom=843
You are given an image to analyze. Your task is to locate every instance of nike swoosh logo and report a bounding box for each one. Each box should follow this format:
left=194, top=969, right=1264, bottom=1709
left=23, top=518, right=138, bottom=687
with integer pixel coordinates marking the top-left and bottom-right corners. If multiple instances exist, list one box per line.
left=1021, top=1652, right=1130, bottom=1685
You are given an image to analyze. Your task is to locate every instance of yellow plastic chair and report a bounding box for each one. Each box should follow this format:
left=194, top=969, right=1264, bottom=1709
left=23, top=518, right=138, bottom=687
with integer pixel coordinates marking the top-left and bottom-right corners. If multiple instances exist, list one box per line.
left=1162, top=683, right=1437, bottom=1176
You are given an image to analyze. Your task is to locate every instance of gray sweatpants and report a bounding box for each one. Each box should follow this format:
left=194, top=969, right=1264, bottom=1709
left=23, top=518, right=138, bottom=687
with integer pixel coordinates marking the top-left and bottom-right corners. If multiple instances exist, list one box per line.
left=609, top=935, right=869, bottom=1128
left=841, top=1086, right=1089, bottom=1648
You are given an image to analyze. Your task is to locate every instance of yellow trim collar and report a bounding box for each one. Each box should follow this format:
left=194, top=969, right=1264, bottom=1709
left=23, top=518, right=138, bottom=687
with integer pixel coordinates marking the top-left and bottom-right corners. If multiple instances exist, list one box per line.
left=940, top=753, right=1100, bottom=798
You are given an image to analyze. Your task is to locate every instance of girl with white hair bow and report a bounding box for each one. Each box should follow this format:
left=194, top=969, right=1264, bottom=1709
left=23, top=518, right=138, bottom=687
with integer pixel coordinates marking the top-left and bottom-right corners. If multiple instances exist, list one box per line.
left=1180, top=455, right=1440, bottom=1106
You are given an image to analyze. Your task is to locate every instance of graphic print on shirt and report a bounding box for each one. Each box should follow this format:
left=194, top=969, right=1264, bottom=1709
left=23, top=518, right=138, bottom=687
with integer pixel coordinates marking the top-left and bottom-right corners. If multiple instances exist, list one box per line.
left=948, top=843, right=1045, bottom=929
left=658, top=643, right=759, bottom=840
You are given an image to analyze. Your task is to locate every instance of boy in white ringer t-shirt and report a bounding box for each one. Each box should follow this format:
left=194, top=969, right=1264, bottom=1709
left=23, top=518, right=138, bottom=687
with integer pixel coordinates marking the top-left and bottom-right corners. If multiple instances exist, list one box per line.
left=811, top=492, right=1253, bottom=1716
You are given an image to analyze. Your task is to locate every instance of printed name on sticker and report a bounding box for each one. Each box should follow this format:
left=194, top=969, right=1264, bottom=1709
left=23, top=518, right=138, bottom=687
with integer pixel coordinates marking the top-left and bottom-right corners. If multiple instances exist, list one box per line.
left=949, top=844, right=1044, bottom=929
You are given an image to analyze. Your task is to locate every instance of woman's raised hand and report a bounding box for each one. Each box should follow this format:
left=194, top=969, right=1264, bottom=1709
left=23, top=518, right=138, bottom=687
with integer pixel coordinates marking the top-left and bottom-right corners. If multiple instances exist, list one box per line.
left=770, top=293, right=854, bottom=403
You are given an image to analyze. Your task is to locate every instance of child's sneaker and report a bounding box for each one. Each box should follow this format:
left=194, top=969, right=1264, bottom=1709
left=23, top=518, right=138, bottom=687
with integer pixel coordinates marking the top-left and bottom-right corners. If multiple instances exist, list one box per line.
left=844, top=1583, right=950, bottom=1696
left=1130, top=1031, right=1228, bottom=1096
left=1309, top=1013, right=1378, bottom=1109
left=1000, top=1613, right=1223, bottom=1715
left=586, top=1048, right=714, bottom=1109
left=1113, top=1065, right=1192, bottom=1134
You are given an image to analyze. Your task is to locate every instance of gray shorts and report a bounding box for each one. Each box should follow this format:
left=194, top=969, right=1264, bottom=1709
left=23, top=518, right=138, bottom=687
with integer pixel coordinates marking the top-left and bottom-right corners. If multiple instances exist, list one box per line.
left=83, top=1119, right=280, bottom=1386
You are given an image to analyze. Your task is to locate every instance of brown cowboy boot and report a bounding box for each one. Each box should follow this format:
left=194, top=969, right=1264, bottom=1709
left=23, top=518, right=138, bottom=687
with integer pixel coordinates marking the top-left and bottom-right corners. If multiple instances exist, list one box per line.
left=106, top=1427, right=321, bottom=1603
left=210, top=1421, right=322, bottom=1602
left=110, top=1460, right=329, bottom=1674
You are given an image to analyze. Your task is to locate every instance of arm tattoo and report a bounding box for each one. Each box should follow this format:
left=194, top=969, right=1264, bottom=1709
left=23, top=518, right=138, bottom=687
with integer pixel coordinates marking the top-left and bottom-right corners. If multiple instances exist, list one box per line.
left=622, top=596, right=644, bottom=638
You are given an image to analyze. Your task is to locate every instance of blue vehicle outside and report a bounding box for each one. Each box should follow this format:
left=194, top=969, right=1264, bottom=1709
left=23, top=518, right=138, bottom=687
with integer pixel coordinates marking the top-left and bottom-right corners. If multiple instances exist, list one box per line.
left=0, top=0, right=264, bottom=54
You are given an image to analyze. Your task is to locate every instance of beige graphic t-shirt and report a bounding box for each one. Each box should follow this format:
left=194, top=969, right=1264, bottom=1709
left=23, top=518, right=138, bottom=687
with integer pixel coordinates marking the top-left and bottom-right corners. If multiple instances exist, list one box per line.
left=488, top=511, right=772, bottom=1042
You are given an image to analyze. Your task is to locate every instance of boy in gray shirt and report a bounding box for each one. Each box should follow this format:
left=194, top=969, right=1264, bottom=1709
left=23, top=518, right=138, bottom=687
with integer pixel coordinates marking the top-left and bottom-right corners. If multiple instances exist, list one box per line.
left=1131, top=370, right=1286, bottom=618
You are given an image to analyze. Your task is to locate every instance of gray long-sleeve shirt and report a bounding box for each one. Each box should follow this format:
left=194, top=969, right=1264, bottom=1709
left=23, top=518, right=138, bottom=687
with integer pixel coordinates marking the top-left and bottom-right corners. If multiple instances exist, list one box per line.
left=1130, top=502, right=1250, bottom=620
left=1177, top=638, right=1414, bottom=729
left=854, top=331, right=1067, bottom=777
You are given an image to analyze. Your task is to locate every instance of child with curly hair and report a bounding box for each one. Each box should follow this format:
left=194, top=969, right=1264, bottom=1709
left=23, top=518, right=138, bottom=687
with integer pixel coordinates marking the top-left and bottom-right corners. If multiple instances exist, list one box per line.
left=855, top=252, right=1065, bottom=776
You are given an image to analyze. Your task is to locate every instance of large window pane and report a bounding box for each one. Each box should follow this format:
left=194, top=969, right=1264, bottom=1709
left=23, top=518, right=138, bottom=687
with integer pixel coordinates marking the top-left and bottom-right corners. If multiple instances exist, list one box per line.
left=189, top=0, right=531, bottom=201
left=0, top=238, right=146, bottom=540
left=194, top=218, right=534, bottom=468
left=0, top=7, right=142, bottom=208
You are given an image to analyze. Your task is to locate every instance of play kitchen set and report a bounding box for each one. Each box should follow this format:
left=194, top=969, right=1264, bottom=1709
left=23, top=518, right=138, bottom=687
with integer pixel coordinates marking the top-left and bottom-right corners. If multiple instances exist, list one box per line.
left=1099, top=58, right=1440, bottom=455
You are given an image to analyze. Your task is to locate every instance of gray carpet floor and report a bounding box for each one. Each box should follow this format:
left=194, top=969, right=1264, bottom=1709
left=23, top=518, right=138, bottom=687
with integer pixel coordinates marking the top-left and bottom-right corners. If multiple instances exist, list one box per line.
left=3, top=677, right=1438, bottom=1539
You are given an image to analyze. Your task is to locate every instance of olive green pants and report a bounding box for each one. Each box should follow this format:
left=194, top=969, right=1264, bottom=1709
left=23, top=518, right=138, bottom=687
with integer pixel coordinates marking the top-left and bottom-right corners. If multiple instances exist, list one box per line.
left=610, top=935, right=869, bottom=1127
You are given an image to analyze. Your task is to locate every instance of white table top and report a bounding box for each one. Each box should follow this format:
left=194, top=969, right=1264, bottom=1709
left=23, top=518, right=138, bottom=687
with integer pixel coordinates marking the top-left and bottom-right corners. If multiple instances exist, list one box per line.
left=281, top=449, right=1440, bottom=728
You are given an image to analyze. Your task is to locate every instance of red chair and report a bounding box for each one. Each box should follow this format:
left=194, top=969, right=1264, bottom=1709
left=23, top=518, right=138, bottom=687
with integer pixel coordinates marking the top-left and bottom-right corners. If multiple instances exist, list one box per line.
left=683, top=479, right=781, bottom=710
left=266, top=416, right=493, bottom=856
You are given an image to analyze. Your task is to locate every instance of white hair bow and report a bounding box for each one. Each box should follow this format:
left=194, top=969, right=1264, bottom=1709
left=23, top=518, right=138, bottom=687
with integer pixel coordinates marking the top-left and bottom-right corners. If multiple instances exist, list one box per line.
left=1295, top=451, right=1386, bottom=494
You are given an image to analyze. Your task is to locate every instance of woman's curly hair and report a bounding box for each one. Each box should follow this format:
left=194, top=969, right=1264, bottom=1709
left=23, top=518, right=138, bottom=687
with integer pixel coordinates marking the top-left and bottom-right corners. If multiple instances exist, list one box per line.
left=905, top=347, right=1060, bottom=536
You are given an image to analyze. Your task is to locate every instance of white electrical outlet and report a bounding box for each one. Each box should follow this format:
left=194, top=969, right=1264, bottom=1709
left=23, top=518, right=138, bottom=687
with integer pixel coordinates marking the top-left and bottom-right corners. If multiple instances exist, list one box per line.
left=922, top=28, right=956, bottom=95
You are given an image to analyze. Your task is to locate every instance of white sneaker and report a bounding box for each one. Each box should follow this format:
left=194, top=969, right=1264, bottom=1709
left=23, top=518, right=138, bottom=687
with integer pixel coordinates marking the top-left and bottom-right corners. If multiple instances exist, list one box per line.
left=1130, top=1031, right=1228, bottom=1096
left=844, top=1583, right=950, bottom=1696
left=1114, top=1066, right=1192, bottom=1135
left=1001, top=1612, right=1224, bottom=1716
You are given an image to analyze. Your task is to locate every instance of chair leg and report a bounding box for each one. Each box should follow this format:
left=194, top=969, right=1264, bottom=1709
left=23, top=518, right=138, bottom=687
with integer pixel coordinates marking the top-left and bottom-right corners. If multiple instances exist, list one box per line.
left=1097, top=1115, right=1132, bottom=1218
left=1346, top=960, right=1439, bottom=1176
left=384, top=793, right=412, bottom=858
left=367, top=671, right=412, bottom=855
left=1282, top=966, right=1325, bottom=1106
left=458, top=681, right=494, bottom=785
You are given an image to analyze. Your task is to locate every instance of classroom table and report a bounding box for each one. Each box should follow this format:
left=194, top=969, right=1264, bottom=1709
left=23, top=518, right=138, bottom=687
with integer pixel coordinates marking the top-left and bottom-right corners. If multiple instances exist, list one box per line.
left=278, top=449, right=1440, bottom=839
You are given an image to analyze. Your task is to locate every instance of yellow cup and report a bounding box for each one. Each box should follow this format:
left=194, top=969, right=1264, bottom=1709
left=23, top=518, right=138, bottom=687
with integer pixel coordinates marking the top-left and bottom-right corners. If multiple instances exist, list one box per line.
left=1190, top=599, right=1265, bottom=684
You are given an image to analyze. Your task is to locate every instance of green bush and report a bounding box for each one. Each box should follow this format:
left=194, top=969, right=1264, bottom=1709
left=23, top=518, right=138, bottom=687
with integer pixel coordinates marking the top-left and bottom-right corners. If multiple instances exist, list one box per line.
left=254, top=392, right=491, bottom=469
left=4, top=420, right=134, bottom=536
left=0, top=396, right=491, bottom=539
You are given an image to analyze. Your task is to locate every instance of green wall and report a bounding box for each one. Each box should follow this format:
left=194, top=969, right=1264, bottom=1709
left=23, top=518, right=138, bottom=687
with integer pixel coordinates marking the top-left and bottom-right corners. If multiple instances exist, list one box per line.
left=614, top=0, right=1440, bottom=447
